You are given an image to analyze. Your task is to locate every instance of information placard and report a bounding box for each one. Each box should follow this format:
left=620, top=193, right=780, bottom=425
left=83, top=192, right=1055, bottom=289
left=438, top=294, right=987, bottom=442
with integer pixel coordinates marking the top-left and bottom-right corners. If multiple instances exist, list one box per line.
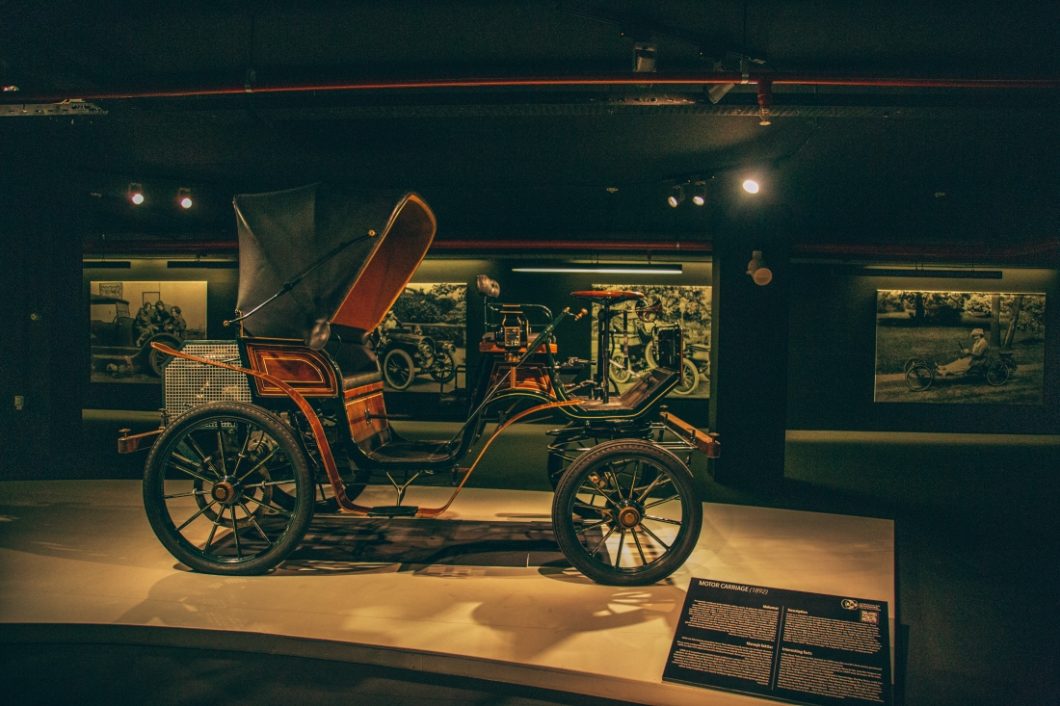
left=663, top=579, right=891, bottom=706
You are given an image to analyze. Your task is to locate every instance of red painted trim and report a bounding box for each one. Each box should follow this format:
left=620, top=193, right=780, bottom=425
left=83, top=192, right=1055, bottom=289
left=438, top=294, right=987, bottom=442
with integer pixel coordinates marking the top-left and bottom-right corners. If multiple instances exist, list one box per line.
left=8, top=73, right=1057, bottom=104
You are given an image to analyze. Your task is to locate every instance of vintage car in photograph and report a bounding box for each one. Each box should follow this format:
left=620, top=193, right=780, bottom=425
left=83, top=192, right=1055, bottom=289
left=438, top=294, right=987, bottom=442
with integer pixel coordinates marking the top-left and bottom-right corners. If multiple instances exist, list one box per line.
left=90, top=294, right=182, bottom=377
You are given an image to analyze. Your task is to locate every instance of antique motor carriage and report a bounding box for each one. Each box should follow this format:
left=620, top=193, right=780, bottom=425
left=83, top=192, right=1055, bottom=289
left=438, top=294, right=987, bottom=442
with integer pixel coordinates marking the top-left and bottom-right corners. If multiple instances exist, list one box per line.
left=119, top=185, right=719, bottom=586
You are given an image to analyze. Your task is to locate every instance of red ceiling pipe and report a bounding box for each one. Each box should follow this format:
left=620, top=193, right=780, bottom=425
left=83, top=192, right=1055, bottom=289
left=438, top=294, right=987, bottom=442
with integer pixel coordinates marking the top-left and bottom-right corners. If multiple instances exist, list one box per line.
left=10, top=73, right=1058, bottom=104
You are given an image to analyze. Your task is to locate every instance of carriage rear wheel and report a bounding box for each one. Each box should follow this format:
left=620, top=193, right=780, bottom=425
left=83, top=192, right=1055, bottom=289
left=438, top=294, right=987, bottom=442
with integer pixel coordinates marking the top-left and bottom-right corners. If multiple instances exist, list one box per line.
left=143, top=402, right=314, bottom=575
left=552, top=439, right=701, bottom=585
left=383, top=348, right=416, bottom=390
left=905, top=361, right=934, bottom=391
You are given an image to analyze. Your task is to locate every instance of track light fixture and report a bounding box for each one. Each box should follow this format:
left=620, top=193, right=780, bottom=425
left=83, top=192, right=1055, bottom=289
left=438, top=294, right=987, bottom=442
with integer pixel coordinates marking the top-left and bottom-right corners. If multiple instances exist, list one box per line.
left=667, top=184, right=685, bottom=208
left=127, top=182, right=145, bottom=206
left=690, top=180, right=707, bottom=206
left=177, top=187, right=193, bottom=210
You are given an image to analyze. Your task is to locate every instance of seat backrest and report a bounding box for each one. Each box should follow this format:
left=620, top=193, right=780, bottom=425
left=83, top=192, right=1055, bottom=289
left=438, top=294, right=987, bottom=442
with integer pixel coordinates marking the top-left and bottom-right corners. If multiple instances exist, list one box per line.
left=326, top=329, right=383, bottom=389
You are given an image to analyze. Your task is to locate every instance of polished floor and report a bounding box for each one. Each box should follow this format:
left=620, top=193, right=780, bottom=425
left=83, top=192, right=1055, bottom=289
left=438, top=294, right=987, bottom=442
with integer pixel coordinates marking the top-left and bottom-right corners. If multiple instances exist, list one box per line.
left=0, top=481, right=893, bottom=706
left=7, top=413, right=1059, bottom=704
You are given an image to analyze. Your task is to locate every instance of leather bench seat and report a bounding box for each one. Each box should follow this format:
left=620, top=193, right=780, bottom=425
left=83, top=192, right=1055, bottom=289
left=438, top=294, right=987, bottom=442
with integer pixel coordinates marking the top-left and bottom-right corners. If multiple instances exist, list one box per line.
left=343, top=370, right=383, bottom=390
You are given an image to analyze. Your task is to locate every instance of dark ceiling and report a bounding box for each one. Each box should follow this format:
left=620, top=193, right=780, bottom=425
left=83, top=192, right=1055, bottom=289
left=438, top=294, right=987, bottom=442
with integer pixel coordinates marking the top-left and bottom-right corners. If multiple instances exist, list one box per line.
left=1, top=1, right=1057, bottom=248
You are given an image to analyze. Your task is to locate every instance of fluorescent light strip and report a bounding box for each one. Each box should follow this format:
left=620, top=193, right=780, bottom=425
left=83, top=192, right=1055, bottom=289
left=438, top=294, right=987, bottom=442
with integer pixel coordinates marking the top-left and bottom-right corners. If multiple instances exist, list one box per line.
left=512, top=265, right=683, bottom=275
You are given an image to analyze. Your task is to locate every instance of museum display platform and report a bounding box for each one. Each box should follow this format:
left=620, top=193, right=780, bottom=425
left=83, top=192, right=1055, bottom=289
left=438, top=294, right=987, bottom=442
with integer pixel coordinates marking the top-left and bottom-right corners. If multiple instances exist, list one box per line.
left=0, top=481, right=894, bottom=706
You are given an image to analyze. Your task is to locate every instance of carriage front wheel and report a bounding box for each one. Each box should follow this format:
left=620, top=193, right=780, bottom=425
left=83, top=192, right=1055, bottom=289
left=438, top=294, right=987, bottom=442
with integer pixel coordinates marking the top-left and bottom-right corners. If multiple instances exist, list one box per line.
left=552, top=439, right=702, bottom=585
left=143, top=402, right=315, bottom=575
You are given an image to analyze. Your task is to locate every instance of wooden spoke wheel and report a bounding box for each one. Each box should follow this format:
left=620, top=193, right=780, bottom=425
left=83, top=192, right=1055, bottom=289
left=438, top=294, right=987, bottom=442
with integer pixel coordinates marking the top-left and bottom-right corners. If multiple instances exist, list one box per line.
left=552, top=439, right=701, bottom=585
left=143, top=402, right=314, bottom=575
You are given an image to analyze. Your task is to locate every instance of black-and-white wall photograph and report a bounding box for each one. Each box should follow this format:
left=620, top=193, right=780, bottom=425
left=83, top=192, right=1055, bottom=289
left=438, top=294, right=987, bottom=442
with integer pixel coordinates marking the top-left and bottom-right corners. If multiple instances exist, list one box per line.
left=591, top=284, right=711, bottom=398
left=874, top=289, right=1046, bottom=404
left=89, top=280, right=207, bottom=383
left=373, top=282, right=467, bottom=393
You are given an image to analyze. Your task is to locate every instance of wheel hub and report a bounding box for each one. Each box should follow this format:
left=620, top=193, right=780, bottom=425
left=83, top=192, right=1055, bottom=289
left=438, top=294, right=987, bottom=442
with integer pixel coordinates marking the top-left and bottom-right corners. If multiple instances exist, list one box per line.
left=617, top=505, right=642, bottom=529
left=211, top=480, right=239, bottom=506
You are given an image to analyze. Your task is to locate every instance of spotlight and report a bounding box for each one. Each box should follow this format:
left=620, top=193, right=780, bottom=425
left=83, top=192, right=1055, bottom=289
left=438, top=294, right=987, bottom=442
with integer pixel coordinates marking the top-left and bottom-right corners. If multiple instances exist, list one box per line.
left=177, top=187, right=193, bottom=210
left=742, top=178, right=760, bottom=195
left=690, top=180, right=707, bottom=206
left=746, top=250, right=773, bottom=286
left=632, top=42, right=657, bottom=73
left=127, top=183, right=145, bottom=206
left=667, top=184, right=685, bottom=208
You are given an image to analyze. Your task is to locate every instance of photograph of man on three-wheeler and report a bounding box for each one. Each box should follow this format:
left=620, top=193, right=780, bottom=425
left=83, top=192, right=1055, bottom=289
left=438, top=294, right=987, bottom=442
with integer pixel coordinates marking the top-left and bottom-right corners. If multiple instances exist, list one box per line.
left=118, top=185, right=718, bottom=586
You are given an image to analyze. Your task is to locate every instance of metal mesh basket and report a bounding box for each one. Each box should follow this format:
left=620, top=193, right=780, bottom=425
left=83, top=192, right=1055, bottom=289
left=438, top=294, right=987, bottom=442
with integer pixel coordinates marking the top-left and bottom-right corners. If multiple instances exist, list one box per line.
left=163, top=340, right=251, bottom=419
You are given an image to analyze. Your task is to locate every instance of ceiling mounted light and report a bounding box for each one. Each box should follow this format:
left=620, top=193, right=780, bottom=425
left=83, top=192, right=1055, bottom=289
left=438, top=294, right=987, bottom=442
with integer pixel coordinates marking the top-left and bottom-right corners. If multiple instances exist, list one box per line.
left=177, top=187, right=193, bottom=210
left=667, top=184, right=685, bottom=208
left=690, top=180, right=707, bottom=206
left=632, top=42, right=657, bottom=73
left=512, top=264, right=683, bottom=275
left=742, top=178, right=761, bottom=195
left=127, top=183, right=145, bottom=206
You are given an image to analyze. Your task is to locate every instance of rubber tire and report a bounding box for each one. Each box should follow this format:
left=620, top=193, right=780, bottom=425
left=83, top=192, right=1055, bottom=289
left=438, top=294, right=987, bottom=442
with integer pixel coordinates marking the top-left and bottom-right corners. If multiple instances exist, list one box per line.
left=672, top=359, right=700, bottom=396
left=429, top=349, right=456, bottom=383
left=552, top=439, right=702, bottom=586
left=143, top=402, right=315, bottom=575
left=986, top=361, right=1010, bottom=386
left=905, top=362, right=934, bottom=391
left=382, top=348, right=416, bottom=390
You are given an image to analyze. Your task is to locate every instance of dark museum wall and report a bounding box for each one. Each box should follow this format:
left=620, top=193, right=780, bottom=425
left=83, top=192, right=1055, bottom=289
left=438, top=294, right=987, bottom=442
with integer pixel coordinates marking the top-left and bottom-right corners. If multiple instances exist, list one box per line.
left=0, top=176, right=84, bottom=476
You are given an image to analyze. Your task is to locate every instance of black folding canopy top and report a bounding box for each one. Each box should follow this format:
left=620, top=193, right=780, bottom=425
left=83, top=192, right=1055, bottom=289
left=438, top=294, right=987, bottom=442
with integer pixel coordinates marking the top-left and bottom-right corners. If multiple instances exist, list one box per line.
left=233, top=184, right=436, bottom=342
